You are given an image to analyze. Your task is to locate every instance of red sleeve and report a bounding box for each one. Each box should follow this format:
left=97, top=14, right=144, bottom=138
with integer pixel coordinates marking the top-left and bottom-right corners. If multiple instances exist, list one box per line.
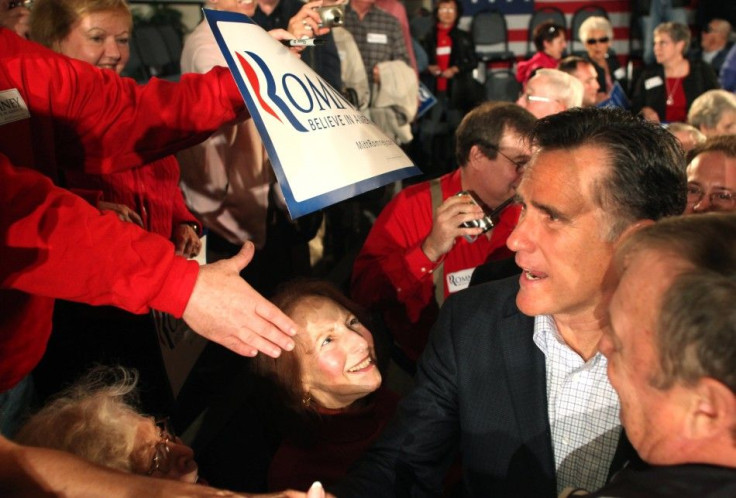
left=350, top=186, right=440, bottom=321
left=0, top=30, right=247, bottom=175
left=170, top=184, right=202, bottom=236
left=0, top=154, right=199, bottom=317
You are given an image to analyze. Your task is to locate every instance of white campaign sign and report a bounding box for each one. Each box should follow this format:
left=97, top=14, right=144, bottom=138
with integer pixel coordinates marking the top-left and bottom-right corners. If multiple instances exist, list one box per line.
left=205, top=9, right=421, bottom=218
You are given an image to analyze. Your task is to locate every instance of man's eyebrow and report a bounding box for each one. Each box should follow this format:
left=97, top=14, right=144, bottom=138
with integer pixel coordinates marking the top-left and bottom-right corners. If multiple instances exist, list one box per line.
left=530, top=200, right=568, bottom=221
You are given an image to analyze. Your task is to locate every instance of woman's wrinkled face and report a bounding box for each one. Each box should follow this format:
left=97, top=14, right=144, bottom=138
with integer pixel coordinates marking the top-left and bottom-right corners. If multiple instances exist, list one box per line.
left=129, top=416, right=199, bottom=483
left=57, top=10, right=131, bottom=74
left=293, top=296, right=382, bottom=409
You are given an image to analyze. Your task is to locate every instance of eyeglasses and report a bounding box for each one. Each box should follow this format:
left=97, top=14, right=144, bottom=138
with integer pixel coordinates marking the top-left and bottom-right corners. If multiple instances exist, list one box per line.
left=478, top=141, right=529, bottom=172
left=146, top=418, right=175, bottom=476
left=686, top=185, right=735, bottom=209
left=520, top=91, right=554, bottom=104
left=585, top=36, right=610, bottom=45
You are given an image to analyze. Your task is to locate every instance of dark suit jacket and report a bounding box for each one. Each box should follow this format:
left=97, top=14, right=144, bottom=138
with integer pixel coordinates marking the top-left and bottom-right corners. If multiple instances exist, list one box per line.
left=331, top=277, right=636, bottom=497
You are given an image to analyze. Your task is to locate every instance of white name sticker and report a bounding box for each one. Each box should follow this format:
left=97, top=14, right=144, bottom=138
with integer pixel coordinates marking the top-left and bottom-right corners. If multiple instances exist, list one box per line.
left=446, top=267, right=475, bottom=294
left=644, top=76, right=664, bottom=90
left=0, top=89, right=30, bottom=126
left=436, top=46, right=451, bottom=56
left=367, top=32, right=388, bottom=44
left=613, top=67, right=626, bottom=80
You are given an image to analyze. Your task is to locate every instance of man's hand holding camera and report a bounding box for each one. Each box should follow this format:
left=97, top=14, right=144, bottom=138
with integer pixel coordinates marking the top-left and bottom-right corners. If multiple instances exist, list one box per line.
left=421, top=193, right=485, bottom=262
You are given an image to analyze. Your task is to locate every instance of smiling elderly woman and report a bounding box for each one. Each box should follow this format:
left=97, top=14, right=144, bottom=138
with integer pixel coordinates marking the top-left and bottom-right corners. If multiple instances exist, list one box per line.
left=253, top=279, right=399, bottom=492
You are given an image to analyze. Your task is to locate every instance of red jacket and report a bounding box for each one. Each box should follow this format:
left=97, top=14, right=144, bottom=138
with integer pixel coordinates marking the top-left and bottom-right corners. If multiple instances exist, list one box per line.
left=516, top=51, right=559, bottom=85
left=0, top=29, right=245, bottom=392
left=350, top=169, right=519, bottom=362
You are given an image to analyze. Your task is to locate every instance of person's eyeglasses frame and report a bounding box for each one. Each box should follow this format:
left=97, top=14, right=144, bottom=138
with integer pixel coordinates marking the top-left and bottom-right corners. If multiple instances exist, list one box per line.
left=686, top=185, right=735, bottom=209
left=146, top=418, right=175, bottom=476
left=477, top=141, right=529, bottom=173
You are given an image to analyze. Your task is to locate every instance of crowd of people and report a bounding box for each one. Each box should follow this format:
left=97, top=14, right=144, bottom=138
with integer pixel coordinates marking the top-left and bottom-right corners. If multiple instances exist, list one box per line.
left=1, top=0, right=736, bottom=496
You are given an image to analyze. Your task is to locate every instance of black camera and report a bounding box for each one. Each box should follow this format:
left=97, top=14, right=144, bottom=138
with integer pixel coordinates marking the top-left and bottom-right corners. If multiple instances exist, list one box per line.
left=456, top=191, right=515, bottom=243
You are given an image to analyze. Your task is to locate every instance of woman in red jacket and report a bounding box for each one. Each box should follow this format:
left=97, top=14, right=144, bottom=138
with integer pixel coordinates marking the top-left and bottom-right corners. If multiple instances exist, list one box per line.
left=30, top=0, right=201, bottom=255
left=28, top=0, right=200, bottom=416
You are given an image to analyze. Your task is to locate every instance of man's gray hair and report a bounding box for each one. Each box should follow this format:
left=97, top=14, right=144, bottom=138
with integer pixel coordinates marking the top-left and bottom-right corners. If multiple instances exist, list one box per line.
left=533, top=68, right=584, bottom=109
left=688, top=89, right=736, bottom=131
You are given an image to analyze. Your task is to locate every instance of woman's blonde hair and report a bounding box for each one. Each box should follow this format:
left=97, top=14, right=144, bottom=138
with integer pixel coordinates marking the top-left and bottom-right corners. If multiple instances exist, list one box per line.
left=29, top=0, right=132, bottom=49
left=15, top=366, right=143, bottom=473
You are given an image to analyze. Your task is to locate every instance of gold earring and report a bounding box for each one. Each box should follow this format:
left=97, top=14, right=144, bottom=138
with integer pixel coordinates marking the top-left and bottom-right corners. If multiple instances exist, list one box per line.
left=302, top=392, right=312, bottom=407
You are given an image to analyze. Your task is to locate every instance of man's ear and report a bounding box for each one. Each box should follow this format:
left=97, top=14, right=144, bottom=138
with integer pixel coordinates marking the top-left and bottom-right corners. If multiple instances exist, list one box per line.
left=468, top=144, right=488, bottom=170
left=687, top=377, right=736, bottom=440
left=614, top=219, right=655, bottom=246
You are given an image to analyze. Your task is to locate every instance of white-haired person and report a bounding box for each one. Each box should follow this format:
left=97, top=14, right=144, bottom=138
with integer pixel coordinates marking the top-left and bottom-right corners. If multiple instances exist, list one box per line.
left=578, top=16, right=626, bottom=101
left=15, top=365, right=327, bottom=498
left=516, top=68, right=584, bottom=119
left=687, top=89, right=736, bottom=138
left=666, top=122, right=706, bottom=152
left=16, top=366, right=201, bottom=482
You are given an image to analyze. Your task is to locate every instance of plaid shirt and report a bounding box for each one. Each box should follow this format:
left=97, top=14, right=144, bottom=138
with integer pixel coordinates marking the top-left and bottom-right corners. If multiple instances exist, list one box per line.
left=343, top=4, right=410, bottom=89
left=533, top=314, right=621, bottom=494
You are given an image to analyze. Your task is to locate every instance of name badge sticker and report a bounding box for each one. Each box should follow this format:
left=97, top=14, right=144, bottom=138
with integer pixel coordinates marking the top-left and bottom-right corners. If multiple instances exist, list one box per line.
left=613, top=67, right=626, bottom=80
left=644, top=76, right=664, bottom=90
left=446, top=267, right=476, bottom=294
left=0, top=89, right=30, bottom=125
left=367, top=32, right=388, bottom=44
left=436, top=46, right=451, bottom=56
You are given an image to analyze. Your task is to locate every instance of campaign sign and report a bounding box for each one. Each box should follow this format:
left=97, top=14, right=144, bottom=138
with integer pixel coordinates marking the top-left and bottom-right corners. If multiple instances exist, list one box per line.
left=416, top=81, right=437, bottom=119
left=205, top=9, right=421, bottom=218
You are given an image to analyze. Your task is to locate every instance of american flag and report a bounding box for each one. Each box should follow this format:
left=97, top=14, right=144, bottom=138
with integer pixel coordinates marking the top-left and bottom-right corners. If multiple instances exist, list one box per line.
left=457, top=0, right=637, bottom=63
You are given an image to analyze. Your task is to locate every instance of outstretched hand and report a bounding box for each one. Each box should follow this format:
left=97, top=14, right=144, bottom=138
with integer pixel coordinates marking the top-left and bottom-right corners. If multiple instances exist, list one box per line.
left=182, top=242, right=298, bottom=357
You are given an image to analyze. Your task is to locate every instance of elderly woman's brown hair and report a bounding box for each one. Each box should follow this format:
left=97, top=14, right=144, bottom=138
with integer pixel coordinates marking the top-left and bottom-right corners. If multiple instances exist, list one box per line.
left=29, top=0, right=131, bottom=49
left=252, top=278, right=374, bottom=413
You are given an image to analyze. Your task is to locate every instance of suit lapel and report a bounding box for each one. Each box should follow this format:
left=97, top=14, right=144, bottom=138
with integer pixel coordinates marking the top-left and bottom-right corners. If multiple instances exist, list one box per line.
left=498, top=305, right=557, bottom=483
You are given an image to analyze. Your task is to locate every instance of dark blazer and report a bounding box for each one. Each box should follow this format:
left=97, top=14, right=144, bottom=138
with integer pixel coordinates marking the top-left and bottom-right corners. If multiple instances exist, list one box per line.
left=331, top=277, right=637, bottom=497
left=582, top=50, right=627, bottom=97
left=421, top=25, right=480, bottom=111
left=631, top=58, right=719, bottom=121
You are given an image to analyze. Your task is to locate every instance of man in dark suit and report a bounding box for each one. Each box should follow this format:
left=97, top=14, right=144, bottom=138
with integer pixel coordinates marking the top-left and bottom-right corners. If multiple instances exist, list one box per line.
left=329, top=107, right=687, bottom=497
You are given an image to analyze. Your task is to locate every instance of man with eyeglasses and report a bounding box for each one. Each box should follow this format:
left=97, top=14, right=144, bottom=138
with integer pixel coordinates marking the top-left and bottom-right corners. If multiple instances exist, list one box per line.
left=516, top=68, right=584, bottom=119
left=685, top=135, right=736, bottom=214
left=351, top=102, right=535, bottom=369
